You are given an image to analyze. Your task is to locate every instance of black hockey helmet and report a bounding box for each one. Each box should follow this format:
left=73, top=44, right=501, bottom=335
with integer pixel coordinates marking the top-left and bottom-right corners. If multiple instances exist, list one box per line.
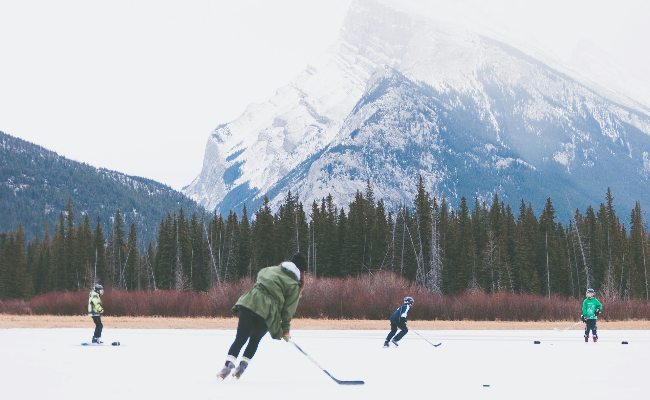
left=403, top=296, right=414, bottom=305
left=94, top=283, right=104, bottom=292
left=586, top=288, right=595, bottom=295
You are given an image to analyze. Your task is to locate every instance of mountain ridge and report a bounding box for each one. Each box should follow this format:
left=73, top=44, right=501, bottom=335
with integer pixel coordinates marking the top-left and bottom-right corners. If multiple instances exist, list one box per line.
left=1, top=131, right=203, bottom=243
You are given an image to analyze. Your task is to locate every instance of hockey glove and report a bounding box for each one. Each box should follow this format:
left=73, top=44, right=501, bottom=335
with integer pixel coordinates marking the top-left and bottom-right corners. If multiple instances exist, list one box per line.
left=282, top=331, right=291, bottom=342
left=580, top=315, right=586, bottom=323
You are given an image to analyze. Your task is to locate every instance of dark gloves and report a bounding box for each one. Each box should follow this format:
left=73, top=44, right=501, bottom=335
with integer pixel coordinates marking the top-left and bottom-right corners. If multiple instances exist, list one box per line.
left=580, top=315, right=586, bottom=322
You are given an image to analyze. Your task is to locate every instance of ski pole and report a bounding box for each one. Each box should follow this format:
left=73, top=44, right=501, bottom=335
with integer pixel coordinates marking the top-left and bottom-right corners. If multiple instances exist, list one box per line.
left=289, top=340, right=364, bottom=385
left=412, top=330, right=442, bottom=347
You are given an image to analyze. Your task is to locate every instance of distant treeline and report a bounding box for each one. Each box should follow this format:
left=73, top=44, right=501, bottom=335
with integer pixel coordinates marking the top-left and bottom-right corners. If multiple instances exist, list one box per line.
left=0, top=179, right=648, bottom=301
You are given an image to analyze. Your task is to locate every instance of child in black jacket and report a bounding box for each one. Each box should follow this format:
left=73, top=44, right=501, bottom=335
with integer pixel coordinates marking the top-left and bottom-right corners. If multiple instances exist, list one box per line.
left=384, top=296, right=414, bottom=347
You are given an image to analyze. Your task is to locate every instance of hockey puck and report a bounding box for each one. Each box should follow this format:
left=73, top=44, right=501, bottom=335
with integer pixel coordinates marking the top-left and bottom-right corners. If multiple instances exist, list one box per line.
left=111, top=341, right=121, bottom=346
left=534, top=340, right=541, bottom=344
left=621, top=341, right=628, bottom=345
left=483, top=384, right=490, bottom=388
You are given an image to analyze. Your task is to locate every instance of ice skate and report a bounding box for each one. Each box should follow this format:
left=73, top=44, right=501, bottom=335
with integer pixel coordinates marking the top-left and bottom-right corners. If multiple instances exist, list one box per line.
left=232, top=358, right=250, bottom=379
left=383, top=341, right=389, bottom=348
left=217, top=356, right=236, bottom=381
left=593, top=335, right=598, bottom=342
left=391, top=339, right=399, bottom=347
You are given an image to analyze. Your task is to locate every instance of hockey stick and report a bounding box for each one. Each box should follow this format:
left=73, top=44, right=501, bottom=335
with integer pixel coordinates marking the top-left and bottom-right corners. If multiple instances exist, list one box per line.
left=413, top=330, right=442, bottom=347
left=290, top=341, right=365, bottom=385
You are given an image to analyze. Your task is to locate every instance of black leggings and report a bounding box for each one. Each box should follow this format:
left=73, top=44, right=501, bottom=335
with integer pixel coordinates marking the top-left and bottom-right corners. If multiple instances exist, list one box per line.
left=584, top=319, right=598, bottom=337
left=92, top=316, right=103, bottom=338
left=385, top=320, right=408, bottom=342
left=228, top=307, right=268, bottom=360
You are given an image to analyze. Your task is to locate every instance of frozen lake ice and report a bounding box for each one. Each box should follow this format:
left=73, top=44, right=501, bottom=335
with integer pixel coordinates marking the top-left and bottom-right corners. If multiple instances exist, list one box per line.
left=1, top=327, right=647, bottom=399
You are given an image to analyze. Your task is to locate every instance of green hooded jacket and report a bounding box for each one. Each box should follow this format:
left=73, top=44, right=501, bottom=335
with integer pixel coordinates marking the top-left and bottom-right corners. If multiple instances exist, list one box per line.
left=234, top=263, right=302, bottom=339
left=582, top=297, right=603, bottom=319
left=88, top=290, right=104, bottom=316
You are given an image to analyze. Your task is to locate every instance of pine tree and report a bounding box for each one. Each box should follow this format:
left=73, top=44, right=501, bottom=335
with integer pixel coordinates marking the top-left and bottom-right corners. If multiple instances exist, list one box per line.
left=514, top=201, right=539, bottom=294
left=92, top=217, right=107, bottom=288
left=235, top=205, right=252, bottom=280
left=64, top=200, right=80, bottom=290
left=413, top=176, right=432, bottom=287
left=32, top=226, right=51, bottom=294
left=76, top=214, right=93, bottom=289
left=346, top=191, right=369, bottom=275
left=108, top=209, right=125, bottom=287
left=189, top=212, right=210, bottom=291
left=630, top=202, right=648, bottom=299
left=51, top=213, right=66, bottom=291
left=252, top=197, right=276, bottom=274
left=124, top=223, right=139, bottom=290
left=155, top=214, right=174, bottom=289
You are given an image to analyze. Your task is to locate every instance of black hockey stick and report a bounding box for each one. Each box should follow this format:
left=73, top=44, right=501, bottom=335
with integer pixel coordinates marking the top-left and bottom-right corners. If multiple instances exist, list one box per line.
left=290, top=341, right=365, bottom=385
left=413, top=330, right=442, bottom=347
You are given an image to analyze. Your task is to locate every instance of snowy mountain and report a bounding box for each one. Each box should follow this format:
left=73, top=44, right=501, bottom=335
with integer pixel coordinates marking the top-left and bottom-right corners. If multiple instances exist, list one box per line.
left=185, top=0, right=650, bottom=219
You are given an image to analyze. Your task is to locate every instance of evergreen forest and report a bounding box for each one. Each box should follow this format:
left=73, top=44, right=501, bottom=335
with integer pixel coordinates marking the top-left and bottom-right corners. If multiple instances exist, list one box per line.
left=1, top=179, right=648, bottom=301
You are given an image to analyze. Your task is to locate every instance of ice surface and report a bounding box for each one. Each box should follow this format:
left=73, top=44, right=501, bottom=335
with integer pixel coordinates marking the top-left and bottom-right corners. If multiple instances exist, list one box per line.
left=1, top=328, right=646, bottom=399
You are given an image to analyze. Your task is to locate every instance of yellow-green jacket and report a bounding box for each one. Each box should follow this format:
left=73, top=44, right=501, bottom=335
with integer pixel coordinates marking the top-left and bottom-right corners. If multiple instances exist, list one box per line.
left=234, top=262, right=302, bottom=339
left=88, top=290, right=104, bottom=316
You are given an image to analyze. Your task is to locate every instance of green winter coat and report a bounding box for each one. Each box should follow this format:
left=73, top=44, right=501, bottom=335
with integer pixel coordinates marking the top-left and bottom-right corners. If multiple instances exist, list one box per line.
left=582, top=297, right=603, bottom=320
left=88, top=290, right=104, bottom=316
left=234, top=264, right=301, bottom=340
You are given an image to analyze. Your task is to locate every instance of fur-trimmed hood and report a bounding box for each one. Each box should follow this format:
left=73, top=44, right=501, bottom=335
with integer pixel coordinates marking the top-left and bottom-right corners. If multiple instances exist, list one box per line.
left=281, top=261, right=300, bottom=281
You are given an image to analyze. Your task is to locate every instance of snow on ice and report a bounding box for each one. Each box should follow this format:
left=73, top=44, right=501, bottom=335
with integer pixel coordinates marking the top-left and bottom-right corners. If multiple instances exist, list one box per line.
left=0, top=328, right=646, bottom=399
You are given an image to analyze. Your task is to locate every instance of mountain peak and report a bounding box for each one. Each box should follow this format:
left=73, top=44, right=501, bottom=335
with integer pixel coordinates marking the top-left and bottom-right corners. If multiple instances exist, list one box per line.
left=185, top=0, right=650, bottom=221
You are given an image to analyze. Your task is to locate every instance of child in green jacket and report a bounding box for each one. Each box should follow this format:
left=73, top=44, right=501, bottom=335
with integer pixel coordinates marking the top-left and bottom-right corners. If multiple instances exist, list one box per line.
left=581, top=288, right=603, bottom=342
left=217, top=252, right=307, bottom=381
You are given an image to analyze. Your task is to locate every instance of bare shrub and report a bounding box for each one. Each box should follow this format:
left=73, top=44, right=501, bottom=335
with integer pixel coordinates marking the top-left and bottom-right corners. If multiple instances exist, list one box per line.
left=15, top=272, right=650, bottom=320
left=30, top=291, right=87, bottom=315
left=0, top=299, right=31, bottom=314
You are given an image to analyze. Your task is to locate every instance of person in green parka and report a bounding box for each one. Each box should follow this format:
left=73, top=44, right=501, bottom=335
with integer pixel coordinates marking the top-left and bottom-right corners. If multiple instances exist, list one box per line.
left=217, top=252, right=307, bottom=381
left=581, top=288, right=603, bottom=342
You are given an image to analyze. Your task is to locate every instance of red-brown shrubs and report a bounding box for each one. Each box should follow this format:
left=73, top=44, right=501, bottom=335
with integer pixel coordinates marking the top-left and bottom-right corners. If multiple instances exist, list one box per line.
left=7, top=272, right=650, bottom=320
left=0, top=299, right=31, bottom=314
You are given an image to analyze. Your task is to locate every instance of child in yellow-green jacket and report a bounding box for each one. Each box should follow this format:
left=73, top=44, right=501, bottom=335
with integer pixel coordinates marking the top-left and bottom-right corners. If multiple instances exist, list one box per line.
left=88, top=284, right=104, bottom=344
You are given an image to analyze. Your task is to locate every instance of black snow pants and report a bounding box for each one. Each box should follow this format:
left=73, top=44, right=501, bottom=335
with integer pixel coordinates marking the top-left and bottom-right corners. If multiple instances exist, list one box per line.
left=584, top=319, right=597, bottom=338
left=92, top=316, right=103, bottom=339
left=228, top=307, right=269, bottom=360
left=385, top=320, right=408, bottom=343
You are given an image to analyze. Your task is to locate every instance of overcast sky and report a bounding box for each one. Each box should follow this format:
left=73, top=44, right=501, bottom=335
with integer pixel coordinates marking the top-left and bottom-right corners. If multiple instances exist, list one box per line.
left=1, top=0, right=649, bottom=190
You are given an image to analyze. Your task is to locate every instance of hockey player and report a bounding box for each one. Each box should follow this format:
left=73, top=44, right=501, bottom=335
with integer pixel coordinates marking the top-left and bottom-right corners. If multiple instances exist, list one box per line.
left=581, top=288, right=603, bottom=342
left=88, top=284, right=104, bottom=344
left=217, top=252, right=307, bottom=380
left=384, top=296, right=414, bottom=347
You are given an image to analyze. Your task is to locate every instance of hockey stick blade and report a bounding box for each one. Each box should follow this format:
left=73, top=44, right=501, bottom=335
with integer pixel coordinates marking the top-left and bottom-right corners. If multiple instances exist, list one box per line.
left=413, top=330, right=442, bottom=347
left=324, top=370, right=365, bottom=385
left=291, top=341, right=365, bottom=385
